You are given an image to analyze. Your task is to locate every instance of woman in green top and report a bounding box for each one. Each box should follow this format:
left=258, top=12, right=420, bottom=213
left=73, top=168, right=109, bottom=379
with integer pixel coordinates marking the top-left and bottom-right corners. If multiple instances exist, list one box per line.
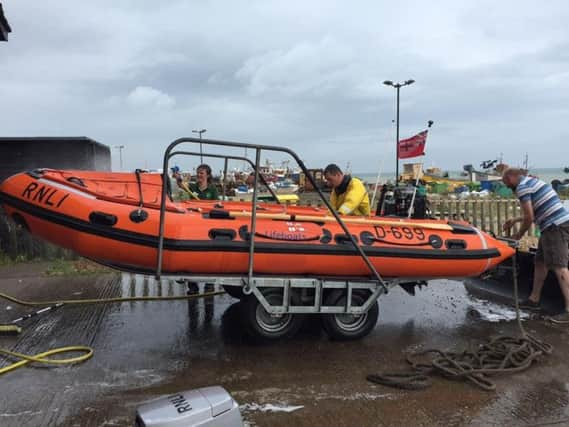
left=189, top=164, right=219, bottom=200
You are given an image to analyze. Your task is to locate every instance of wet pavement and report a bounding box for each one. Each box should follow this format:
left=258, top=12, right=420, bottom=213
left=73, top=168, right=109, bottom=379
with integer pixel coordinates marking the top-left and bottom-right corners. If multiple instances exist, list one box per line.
left=1, top=263, right=569, bottom=426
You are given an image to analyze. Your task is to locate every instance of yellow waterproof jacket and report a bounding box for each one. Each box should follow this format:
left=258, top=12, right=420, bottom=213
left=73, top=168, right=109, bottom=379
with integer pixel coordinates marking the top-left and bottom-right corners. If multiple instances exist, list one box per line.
left=330, top=177, right=370, bottom=216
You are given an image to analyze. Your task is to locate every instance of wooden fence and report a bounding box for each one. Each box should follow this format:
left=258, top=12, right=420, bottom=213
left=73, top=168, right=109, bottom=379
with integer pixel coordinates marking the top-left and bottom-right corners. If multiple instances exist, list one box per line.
left=429, top=198, right=537, bottom=238
left=298, top=195, right=538, bottom=238
left=0, top=211, right=75, bottom=261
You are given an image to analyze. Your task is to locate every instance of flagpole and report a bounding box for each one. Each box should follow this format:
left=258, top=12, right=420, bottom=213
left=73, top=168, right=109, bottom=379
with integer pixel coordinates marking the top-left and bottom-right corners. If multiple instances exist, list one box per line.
left=395, top=85, right=400, bottom=186
left=406, top=120, right=433, bottom=218
left=383, top=79, right=414, bottom=187
left=370, top=159, right=384, bottom=216
left=407, top=162, right=423, bottom=218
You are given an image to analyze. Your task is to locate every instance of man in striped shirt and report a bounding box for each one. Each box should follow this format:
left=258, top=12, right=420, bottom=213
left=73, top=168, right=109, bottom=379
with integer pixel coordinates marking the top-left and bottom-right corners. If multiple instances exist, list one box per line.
left=502, top=168, right=569, bottom=324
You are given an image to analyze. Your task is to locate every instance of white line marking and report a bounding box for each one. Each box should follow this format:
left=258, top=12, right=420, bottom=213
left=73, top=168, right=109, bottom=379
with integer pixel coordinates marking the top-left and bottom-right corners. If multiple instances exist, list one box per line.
left=38, top=178, right=96, bottom=199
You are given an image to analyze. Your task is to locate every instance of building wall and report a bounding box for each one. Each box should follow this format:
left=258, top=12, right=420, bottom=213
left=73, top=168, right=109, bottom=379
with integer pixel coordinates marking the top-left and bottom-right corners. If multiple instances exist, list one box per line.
left=0, top=137, right=111, bottom=182
left=0, top=3, right=12, bottom=42
left=0, top=137, right=110, bottom=261
left=92, top=141, right=113, bottom=171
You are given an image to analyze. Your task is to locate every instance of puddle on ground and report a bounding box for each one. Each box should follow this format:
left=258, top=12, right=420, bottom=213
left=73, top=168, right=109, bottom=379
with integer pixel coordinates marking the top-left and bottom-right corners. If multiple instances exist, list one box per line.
left=379, top=278, right=525, bottom=331
left=240, top=403, right=304, bottom=413
left=466, top=296, right=529, bottom=322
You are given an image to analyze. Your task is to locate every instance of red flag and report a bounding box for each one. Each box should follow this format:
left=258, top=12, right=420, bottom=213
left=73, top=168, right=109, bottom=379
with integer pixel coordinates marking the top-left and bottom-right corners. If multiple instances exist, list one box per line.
left=398, top=130, right=428, bottom=159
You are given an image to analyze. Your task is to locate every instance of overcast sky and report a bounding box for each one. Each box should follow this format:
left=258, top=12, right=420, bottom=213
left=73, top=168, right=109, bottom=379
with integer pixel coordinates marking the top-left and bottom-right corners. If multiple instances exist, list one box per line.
left=1, top=0, right=568, bottom=173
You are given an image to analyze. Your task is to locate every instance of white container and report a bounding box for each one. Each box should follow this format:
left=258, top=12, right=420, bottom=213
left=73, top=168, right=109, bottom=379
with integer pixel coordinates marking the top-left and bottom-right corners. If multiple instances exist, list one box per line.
left=136, top=386, right=243, bottom=427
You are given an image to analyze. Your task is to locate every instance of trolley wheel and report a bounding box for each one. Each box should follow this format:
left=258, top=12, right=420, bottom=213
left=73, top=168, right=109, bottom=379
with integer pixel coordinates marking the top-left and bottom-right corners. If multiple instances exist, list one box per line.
left=322, top=290, right=379, bottom=341
left=223, top=285, right=245, bottom=299
left=242, top=288, right=305, bottom=340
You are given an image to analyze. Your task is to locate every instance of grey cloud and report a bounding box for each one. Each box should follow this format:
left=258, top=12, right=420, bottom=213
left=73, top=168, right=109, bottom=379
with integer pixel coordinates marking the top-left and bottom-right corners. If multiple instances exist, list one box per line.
left=1, top=0, right=569, bottom=173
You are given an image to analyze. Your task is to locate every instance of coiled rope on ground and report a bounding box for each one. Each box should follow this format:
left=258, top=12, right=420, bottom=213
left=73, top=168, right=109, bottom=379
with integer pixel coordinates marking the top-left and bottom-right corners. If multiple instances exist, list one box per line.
left=367, top=253, right=553, bottom=391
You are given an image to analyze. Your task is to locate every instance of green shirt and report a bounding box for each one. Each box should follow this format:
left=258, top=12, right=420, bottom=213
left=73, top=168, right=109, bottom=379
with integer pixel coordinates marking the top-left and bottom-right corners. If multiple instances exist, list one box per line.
left=188, top=183, right=219, bottom=200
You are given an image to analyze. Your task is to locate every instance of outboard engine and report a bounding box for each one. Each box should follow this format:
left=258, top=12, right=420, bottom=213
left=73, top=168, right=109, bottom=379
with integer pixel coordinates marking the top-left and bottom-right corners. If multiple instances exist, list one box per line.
left=377, top=184, right=428, bottom=219
left=135, top=386, right=243, bottom=427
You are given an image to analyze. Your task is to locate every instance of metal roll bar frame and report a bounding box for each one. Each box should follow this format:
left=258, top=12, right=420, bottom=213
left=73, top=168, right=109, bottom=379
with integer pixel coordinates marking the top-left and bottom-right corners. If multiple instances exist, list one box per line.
left=156, top=137, right=389, bottom=299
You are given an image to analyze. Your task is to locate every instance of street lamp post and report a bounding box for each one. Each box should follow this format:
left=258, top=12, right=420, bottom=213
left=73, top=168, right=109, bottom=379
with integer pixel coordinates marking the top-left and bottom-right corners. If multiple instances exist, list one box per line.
left=383, top=79, right=415, bottom=185
left=192, top=129, right=207, bottom=163
left=114, top=145, right=125, bottom=171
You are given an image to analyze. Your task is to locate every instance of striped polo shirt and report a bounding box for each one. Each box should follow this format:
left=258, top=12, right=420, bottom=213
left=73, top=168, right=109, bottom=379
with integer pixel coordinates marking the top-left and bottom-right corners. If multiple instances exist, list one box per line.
left=516, top=176, right=569, bottom=231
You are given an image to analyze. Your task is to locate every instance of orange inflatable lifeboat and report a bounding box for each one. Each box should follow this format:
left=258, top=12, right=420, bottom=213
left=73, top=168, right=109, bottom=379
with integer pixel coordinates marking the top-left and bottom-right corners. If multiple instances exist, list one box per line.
left=0, top=169, right=515, bottom=278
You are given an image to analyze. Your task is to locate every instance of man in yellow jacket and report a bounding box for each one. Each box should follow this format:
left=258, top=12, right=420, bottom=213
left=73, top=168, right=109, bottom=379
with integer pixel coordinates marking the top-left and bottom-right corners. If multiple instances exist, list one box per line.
left=324, top=164, right=370, bottom=216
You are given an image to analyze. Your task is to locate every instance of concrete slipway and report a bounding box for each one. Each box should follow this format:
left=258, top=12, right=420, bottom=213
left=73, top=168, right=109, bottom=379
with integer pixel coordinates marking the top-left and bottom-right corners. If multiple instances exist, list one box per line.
left=0, top=263, right=568, bottom=427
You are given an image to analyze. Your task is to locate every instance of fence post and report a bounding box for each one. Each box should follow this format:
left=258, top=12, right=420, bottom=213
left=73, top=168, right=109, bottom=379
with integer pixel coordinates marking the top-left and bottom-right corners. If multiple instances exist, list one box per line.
left=514, top=203, right=521, bottom=235
left=488, top=200, right=496, bottom=234
left=482, top=201, right=488, bottom=231
left=496, top=200, right=503, bottom=236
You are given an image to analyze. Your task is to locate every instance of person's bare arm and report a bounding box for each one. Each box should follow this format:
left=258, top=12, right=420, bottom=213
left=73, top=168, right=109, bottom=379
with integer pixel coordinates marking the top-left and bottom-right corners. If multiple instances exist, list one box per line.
left=503, top=216, right=522, bottom=232
left=512, top=200, right=534, bottom=240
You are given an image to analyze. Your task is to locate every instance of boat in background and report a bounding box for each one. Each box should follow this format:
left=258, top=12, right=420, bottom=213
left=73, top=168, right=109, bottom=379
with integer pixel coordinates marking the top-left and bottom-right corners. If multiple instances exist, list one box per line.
left=463, top=160, right=505, bottom=183
left=274, top=179, right=299, bottom=193
left=400, top=163, right=469, bottom=193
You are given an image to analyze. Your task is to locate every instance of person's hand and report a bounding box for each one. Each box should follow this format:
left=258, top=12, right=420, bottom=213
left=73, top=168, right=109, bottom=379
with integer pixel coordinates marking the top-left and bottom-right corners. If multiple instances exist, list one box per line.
left=511, top=232, right=523, bottom=241
left=502, top=218, right=515, bottom=232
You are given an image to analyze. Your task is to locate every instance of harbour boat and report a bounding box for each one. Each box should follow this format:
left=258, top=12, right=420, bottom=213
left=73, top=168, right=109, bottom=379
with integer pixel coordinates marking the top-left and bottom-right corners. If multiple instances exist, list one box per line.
left=0, top=168, right=515, bottom=279
left=400, top=163, right=469, bottom=192
left=552, top=179, right=569, bottom=192
left=231, top=184, right=299, bottom=203
left=463, top=160, right=505, bottom=183
left=274, top=179, right=299, bottom=193
left=230, top=191, right=300, bottom=204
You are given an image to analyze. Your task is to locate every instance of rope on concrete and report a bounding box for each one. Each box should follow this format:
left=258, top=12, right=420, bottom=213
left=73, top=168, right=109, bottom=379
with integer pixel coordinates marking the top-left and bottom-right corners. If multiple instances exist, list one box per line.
left=367, top=252, right=553, bottom=391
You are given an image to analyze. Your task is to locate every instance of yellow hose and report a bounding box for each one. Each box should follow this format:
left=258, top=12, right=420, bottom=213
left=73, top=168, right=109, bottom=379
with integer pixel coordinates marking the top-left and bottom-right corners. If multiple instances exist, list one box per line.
left=0, top=289, right=225, bottom=376
left=0, top=346, right=94, bottom=375
left=0, top=289, right=225, bottom=307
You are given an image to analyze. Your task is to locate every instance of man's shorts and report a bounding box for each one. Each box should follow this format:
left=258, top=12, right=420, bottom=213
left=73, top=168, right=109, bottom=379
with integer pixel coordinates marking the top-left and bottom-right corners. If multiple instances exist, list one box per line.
left=536, top=221, right=569, bottom=269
